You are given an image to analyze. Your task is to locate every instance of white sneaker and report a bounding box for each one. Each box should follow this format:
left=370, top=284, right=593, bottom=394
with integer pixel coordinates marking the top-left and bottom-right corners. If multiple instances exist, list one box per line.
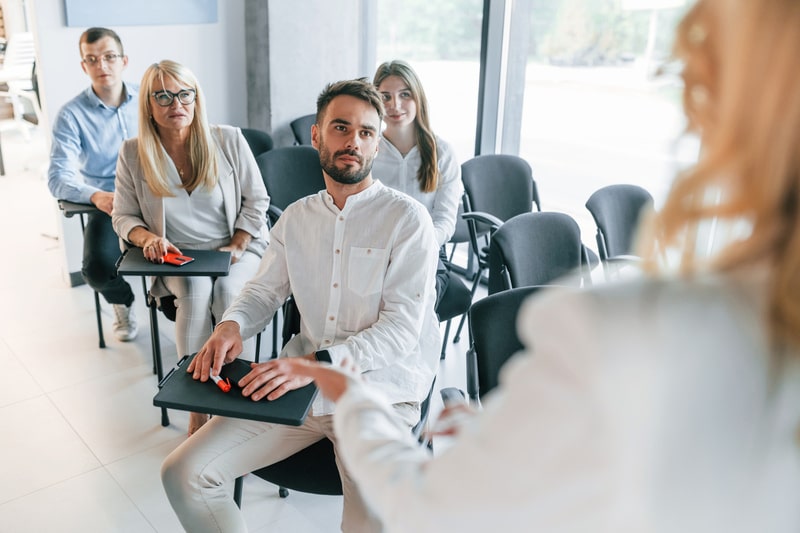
left=112, top=304, right=139, bottom=342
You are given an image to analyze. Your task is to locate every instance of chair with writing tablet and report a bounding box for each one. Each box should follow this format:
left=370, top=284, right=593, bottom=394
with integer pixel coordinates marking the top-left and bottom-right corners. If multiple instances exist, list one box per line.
left=57, top=200, right=107, bottom=348
left=232, top=297, right=435, bottom=504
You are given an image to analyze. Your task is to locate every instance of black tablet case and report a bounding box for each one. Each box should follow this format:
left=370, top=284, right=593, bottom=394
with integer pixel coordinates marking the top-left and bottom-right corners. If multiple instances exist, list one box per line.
left=117, top=248, right=232, bottom=276
left=154, top=355, right=318, bottom=426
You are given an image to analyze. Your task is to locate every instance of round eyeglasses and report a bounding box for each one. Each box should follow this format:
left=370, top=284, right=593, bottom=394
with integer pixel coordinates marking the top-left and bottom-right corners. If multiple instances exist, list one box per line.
left=151, top=89, right=197, bottom=107
left=82, top=53, right=123, bottom=66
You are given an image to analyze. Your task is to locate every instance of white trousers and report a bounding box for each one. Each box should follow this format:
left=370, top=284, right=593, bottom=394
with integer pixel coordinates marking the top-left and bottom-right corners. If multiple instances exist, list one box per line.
left=161, top=250, right=261, bottom=359
left=160, top=408, right=414, bottom=533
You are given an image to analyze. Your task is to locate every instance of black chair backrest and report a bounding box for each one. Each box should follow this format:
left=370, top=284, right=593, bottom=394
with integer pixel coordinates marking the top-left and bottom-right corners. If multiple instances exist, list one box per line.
left=469, top=286, right=542, bottom=398
left=585, top=184, right=653, bottom=260
left=450, top=198, right=471, bottom=245
left=488, top=212, right=584, bottom=294
left=240, top=127, right=274, bottom=158
left=461, top=154, right=540, bottom=236
left=256, top=145, right=324, bottom=224
left=290, top=113, right=316, bottom=145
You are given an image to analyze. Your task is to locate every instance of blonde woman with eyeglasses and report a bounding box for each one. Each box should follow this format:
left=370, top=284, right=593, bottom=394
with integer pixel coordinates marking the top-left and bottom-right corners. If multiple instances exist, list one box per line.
left=112, top=60, right=269, bottom=436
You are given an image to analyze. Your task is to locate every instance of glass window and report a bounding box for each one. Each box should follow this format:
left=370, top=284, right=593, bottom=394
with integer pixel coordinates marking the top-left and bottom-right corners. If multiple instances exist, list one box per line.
left=375, top=0, right=483, bottom=163
left=519, top=0, right=697, bottom=246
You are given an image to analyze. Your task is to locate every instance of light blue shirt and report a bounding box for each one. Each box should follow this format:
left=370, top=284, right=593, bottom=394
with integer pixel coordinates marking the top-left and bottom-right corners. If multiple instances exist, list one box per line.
left=47, top=82, right=139, bottom=204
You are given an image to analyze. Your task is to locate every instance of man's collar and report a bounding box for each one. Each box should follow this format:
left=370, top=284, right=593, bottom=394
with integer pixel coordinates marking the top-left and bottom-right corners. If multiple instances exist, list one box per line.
left=323, top=179, right=382, bottom=211
left=84, top=81, right=135, bottom=108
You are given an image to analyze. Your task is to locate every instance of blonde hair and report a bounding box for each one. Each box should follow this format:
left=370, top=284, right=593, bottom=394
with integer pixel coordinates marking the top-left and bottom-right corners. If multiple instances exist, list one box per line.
left=374, top=60, right=439, bottom=193
left=641, top=0, right=800, bottom=347
left=137, top=60, right=219, bottom=196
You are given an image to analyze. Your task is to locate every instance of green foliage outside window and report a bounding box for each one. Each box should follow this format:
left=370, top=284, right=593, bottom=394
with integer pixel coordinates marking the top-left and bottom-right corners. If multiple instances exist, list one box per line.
left=377, top=0, right=690, bottom=66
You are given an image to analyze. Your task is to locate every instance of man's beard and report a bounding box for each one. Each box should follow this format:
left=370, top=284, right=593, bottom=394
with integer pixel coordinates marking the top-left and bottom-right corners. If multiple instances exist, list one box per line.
left=319, top=146, right=374, bottom=185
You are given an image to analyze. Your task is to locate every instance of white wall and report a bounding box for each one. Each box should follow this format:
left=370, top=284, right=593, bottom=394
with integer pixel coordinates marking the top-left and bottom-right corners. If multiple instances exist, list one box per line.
left=267, top=0, right=363, bottom=143
left=30, top=0, right=248, bottom=283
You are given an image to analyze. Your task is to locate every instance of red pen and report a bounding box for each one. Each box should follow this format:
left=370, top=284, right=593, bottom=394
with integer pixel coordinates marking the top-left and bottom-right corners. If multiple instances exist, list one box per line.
left=210, top=373, right=231, bottom=393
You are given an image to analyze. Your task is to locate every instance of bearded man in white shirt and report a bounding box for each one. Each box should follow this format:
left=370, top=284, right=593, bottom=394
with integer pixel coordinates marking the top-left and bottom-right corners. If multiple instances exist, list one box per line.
left=161, top=78, right=440, bottom=533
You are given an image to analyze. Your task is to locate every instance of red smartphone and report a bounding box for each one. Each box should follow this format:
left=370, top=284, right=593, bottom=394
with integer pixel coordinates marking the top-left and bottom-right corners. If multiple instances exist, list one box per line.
left=163, top=252, right=195, bottom=266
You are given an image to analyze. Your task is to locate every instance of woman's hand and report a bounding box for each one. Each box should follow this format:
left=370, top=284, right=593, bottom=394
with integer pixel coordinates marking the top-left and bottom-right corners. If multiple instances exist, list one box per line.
left=220, top=229, right=252, bottom=265
left=143, top=236, right=180, bottom=263
left=218, top=243, right=245, bottom=264
left=279, top=356, right=359, bottom=402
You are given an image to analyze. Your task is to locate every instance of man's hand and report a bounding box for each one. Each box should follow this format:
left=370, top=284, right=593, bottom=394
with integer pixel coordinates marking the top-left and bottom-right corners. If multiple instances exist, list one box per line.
left=238, top=355, right=317, bottom=401
left=91, top=191, right=115, bottom=215
left=187, top=321, right=243, bottom=381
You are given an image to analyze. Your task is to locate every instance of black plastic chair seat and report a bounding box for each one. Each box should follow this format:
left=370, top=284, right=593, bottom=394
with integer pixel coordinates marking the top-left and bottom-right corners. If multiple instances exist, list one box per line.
left=436, top=272, right=472, bottom=322
left=250, top=438, right=342, bottom=496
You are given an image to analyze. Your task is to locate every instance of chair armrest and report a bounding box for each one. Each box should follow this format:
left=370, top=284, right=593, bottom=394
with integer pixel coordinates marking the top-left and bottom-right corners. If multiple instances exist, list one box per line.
left=440, top=386, right=467, bottom=407
left=461, top=211, right=503, bottom=232
left=267, top=205, right=283, bottom=226
left=605, top=254, right=641, bottom=264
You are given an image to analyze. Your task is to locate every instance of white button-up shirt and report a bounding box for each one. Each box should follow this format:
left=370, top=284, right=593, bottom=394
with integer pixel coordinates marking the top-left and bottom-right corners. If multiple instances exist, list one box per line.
left=222, top=180, right=441, bottom=415
left=371, top=135, right=463, bottom=247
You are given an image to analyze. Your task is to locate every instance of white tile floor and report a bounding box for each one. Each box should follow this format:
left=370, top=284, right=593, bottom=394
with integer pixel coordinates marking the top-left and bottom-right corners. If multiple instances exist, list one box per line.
left=0, top=127, right=473, bottom=532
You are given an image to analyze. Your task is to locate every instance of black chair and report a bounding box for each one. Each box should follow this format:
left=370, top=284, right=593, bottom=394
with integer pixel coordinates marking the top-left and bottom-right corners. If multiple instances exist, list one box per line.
left=239, top=127, right=274, bottom=157
left=57, top=200, right=106, bottom=349
left=445, top=199, right=473, bottom=273
left=488, top=211, right=590, bottom=295
left=233, top=297, right=436, bottom=503
left=256, top=145, right=325, bottom=357
left=256, top=145, right=324, bottom=225
left=435, top=270, right=472, bottom=359
left=453, top=154, right=541, bottom=342
left=289, top=113, right=315, bottom=145
left=585, top=184, right=653, bottom=276
left=437, top=199, right=476, bottom=357
left=465, top=286, right=543, bottom=403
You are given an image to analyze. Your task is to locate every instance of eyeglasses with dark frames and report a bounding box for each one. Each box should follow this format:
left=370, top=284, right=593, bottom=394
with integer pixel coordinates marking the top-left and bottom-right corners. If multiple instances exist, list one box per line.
left=150, top=89, right=197, bottom=107
left=82, top=53, right=123, bottom=66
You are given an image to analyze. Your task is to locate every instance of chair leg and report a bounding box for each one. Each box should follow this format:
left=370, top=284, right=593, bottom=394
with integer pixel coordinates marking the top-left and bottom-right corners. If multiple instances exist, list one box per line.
left=148, top=297, right=170, bottom=427
left=271, top=316, right=279, bottom=359
left=254, top=331, right=262, bottom=363
left=440, top=319, right=452, bottom=360
left=233, top=476, right=243, bottom=508
left=466, top=347, right=479, bottom=404
left=93, top=291, right=105, bottom=348
left=453, top=271, right=482, bottom=343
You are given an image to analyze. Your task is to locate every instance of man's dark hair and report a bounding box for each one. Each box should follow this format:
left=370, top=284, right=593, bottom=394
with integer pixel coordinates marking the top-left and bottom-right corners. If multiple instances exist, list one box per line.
left=79, top=27, right=124, bottom=56
left=316, top=78, right=385, bottom=125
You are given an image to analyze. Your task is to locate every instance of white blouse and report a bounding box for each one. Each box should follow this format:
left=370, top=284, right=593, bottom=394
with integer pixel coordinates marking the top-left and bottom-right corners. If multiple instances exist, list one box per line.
left=372, top=135, right=463, bottom=247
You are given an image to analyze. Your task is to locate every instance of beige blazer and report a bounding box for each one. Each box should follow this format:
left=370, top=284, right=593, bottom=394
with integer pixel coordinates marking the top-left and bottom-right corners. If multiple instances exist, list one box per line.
left=112, top=124, right=269, bottom=258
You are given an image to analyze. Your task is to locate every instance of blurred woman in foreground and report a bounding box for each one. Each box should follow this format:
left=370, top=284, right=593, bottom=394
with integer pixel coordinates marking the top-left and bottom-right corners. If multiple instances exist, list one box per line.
left=286, top=1, right=800, bottom=531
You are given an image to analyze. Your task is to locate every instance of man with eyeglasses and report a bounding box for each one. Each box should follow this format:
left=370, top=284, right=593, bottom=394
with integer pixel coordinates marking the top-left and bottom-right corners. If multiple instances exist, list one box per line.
left=47, top=27, right=139, bottom=342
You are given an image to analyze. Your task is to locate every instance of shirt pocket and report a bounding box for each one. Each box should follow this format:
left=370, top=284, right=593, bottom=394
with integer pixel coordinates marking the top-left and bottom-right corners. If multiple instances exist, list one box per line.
left=347, top=246, right=388, bottom=296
